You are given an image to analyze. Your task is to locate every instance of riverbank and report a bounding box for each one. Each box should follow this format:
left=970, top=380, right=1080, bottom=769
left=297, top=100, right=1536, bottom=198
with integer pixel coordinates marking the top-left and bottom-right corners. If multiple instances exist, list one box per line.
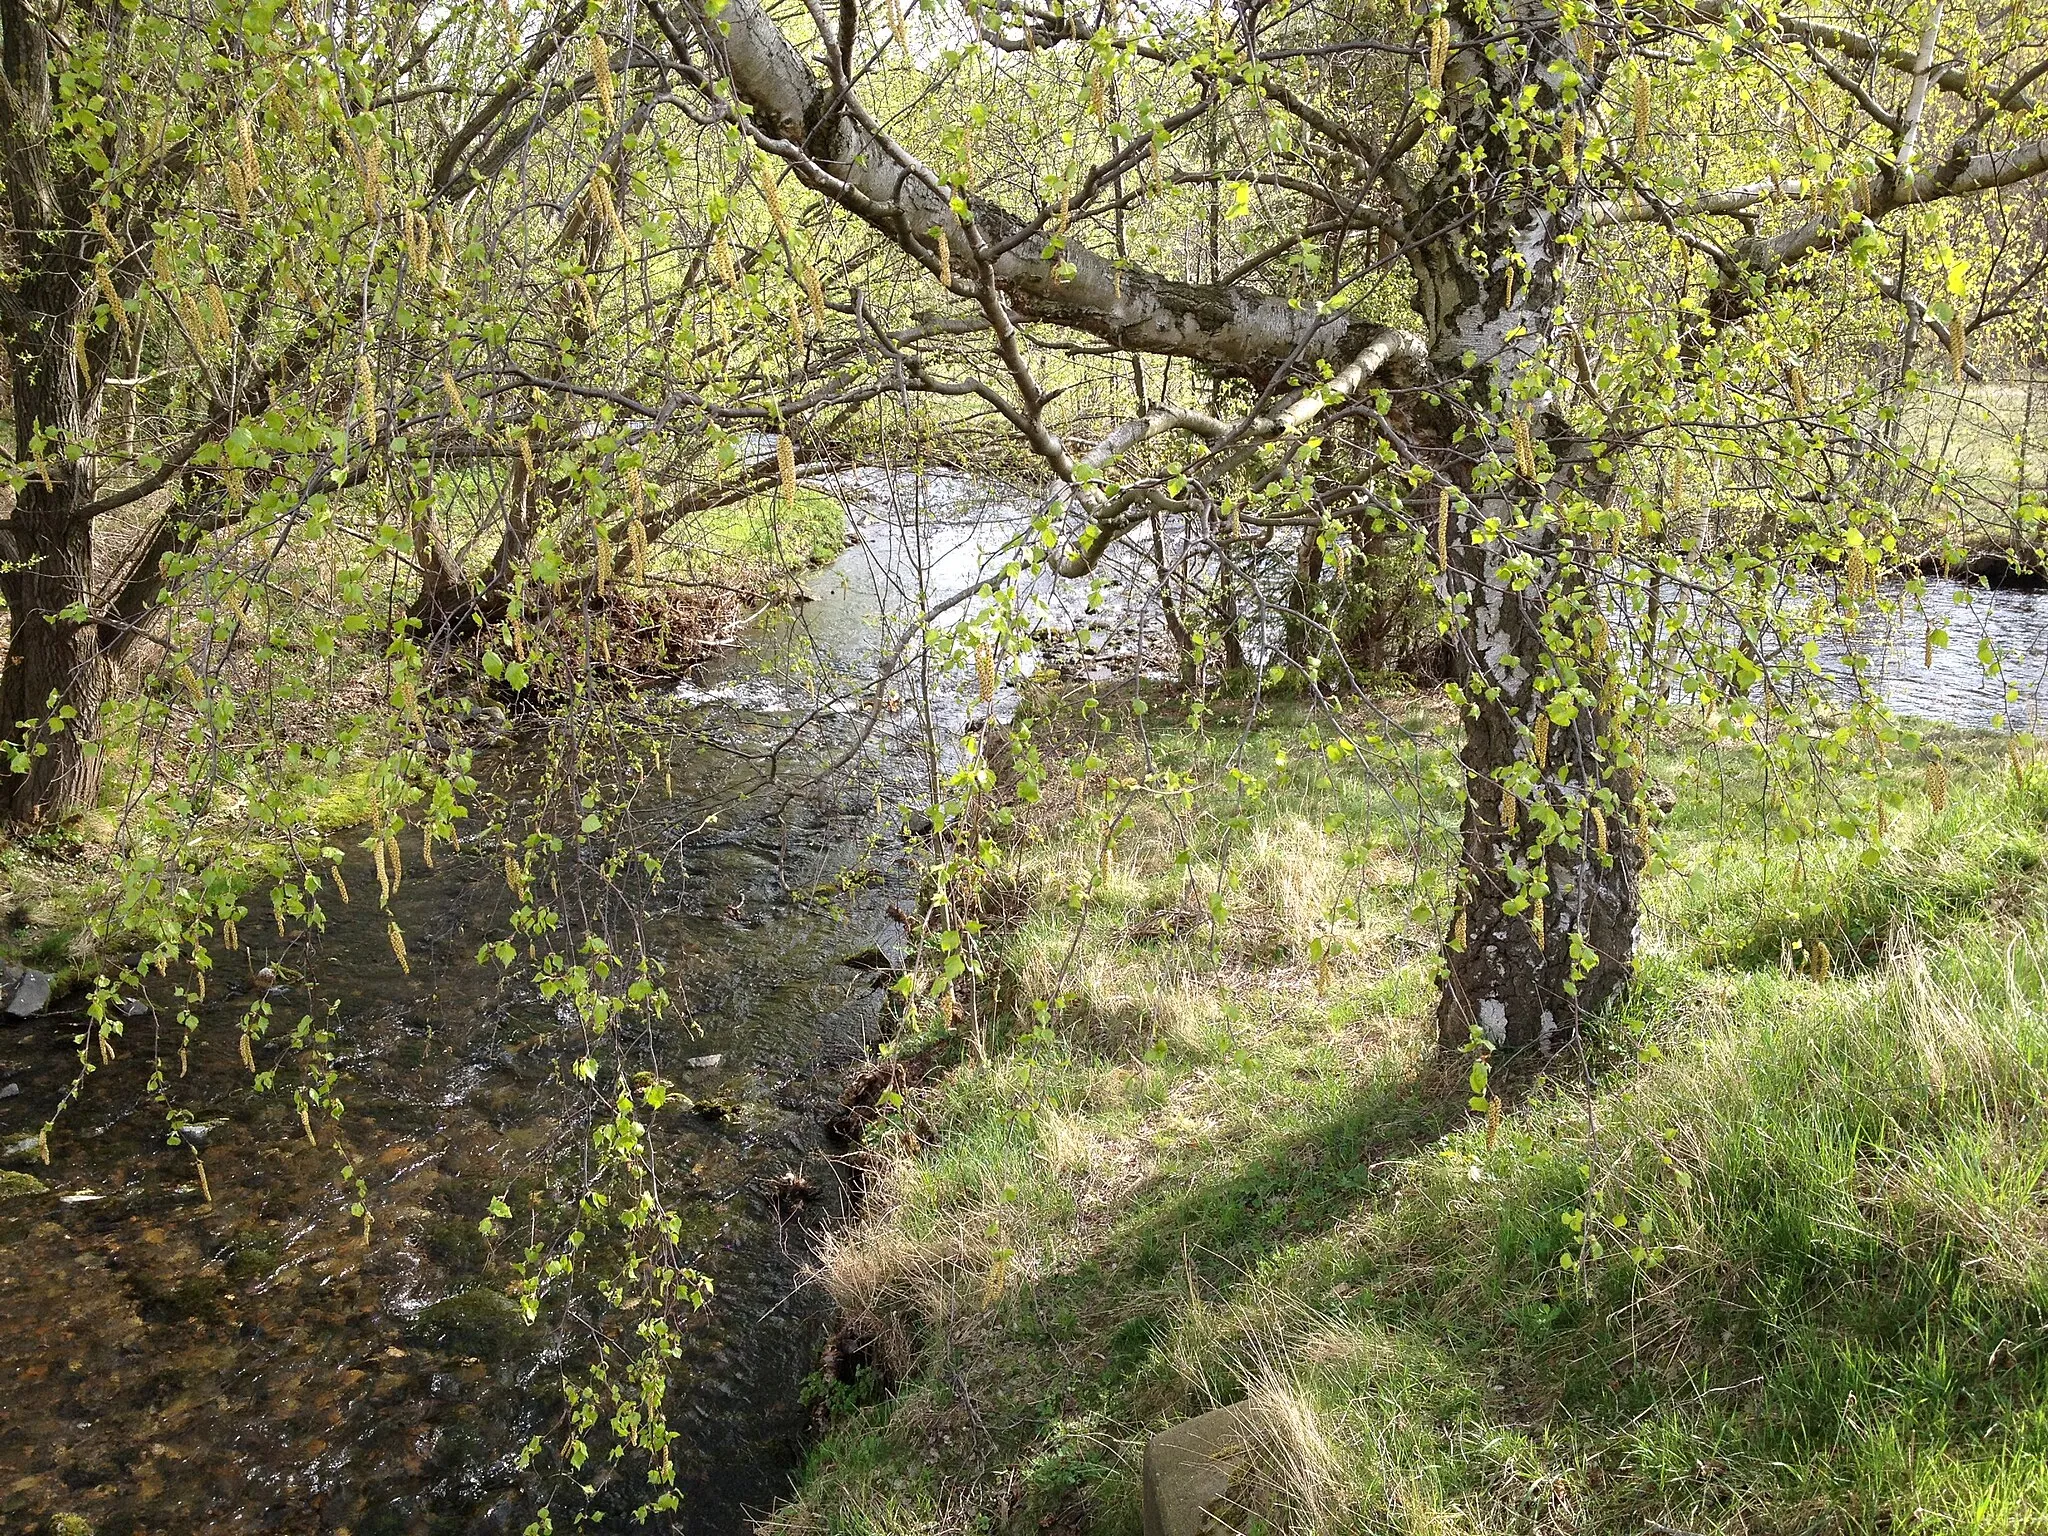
left=777, top=688, right=2048, bottom=1534
left=0, top=487, right=852, bottom=993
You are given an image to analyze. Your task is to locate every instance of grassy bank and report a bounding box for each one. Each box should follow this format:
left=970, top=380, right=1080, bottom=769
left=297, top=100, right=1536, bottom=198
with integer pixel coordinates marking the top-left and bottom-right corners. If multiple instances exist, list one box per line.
left=777, top=691, right=2048, bottom=1535
left=0, top=488, right=851, bottom=988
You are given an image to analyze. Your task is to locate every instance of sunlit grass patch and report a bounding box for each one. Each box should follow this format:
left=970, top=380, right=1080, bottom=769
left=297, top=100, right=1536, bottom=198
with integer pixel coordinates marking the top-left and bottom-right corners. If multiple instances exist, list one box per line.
left=782, top=695, right=2048, bottom=1536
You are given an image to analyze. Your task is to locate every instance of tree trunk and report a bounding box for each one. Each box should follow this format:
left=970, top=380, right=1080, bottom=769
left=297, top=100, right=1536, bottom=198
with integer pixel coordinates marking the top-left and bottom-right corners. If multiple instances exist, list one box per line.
left=1414, top=4, right=1645, bottom=1054
left=1434, top=513, right=1642, bottom=1053
left=0, top=472, right=107, bottom=823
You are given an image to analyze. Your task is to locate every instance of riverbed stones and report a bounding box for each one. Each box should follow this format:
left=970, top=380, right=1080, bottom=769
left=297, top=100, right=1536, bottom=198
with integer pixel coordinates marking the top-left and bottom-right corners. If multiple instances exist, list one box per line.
left=0, top=1169, right=49, bottom=1199
left=414, top=1288, right=530, bottom=1360
left=4, top=968, right=52, bottom=1017
left=1141, top=1403, right=1259, bottom=1536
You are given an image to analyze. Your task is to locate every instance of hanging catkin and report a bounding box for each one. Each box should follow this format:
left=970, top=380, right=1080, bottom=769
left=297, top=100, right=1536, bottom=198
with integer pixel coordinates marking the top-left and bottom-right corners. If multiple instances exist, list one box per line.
left=887, top=0, right=908, bottom=45
left=1428, top=16, right=1448, bottom=89
left=759, top=168, right=791, bottom=244
left=1436, top=487, right=1450, bottom=571
left=1533, top=714, right=1550, bottom=768
left=385, top=831, right=403, bottom=894
left=1634, top=67, right=1651, bottom=155
left=936, top=226, right=952, bottom=286
left=372, top=837, right=391, bottom=905
left=1925, top=758, right=1950, bottom=814
left=1788, top=362, right=1809, bottom=413
left=589, top=32, right=616, bottom=125
left=711, top=230, right=737, bottom=287
left=388, top=921, right=410, bottom=974
left=1501, top=791, right=1519, bottom=834
left=1949, top=315, right=1967, bottom=383
left=442, top=371, right=474, bottom=432
left=357, top=354, right=377, bottom=426
left=802, top=262, right=827, bottom=322
left=778, top=433, right=799, bottom=507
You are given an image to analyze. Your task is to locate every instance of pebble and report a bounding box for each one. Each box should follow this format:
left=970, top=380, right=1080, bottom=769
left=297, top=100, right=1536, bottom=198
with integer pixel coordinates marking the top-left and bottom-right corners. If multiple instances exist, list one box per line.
left=0, top=1082, right=18, bottom=1099
left=686, top=1054, right=724, bottom=1070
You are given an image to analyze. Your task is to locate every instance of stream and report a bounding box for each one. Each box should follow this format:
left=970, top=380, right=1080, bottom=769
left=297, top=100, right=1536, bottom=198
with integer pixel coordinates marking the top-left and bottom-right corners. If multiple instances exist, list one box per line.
left=2, top=482, right=2042, bottom=1534
left=0, top=469, right=1044, bottom=1535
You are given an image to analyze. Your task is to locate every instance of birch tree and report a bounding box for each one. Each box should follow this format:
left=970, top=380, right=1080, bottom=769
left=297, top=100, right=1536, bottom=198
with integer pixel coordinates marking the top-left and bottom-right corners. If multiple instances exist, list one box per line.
left=647, top=0, right=2048, bottom=1052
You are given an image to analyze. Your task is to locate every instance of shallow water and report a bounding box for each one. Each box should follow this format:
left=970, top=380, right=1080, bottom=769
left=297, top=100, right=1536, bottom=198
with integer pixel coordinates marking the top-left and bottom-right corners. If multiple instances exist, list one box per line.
left=0, top=472, right=1027, bottom=1535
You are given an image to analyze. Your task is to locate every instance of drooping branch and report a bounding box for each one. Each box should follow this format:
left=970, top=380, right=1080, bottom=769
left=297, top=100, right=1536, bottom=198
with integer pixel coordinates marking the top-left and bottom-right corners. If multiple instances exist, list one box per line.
left=658, top=0, right=1401, bottom=379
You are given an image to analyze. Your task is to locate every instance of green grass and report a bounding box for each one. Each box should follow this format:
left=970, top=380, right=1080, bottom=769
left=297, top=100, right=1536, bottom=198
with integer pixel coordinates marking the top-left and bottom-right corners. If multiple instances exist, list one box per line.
left=775, top=692, right=2048, bottom=1536
left=669, top=486, right=848, bottom=579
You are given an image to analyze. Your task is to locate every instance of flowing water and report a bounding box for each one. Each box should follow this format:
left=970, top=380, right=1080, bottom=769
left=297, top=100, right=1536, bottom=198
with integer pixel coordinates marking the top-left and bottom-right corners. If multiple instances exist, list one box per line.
left=5, top=480, right=2040, bottom=1535
left=0, top=470, right=1034, bottom=1536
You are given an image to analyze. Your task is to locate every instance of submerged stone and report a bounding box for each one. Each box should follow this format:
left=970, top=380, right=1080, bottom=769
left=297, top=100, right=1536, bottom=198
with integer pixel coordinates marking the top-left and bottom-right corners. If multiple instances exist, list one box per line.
left=0, top=1169, right=49, bottom=1198
left=414, top=1287, right=531, bottom=1360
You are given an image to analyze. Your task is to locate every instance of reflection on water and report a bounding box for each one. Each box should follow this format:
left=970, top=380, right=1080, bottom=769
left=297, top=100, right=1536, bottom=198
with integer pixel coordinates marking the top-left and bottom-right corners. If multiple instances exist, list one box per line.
left=0, top=472, right=1029, bottom=1534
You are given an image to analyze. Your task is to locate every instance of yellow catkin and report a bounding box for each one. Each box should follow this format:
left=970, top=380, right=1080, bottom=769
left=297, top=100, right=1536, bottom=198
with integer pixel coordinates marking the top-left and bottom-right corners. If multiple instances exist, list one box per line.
left=239, top=114, right=259, bottom=184
left=759, top=169, right=790, bottom=243
left=505, top=851, right=525, bottom=897
left=1810, top=938, right=1831, bottom=981
left=1924, top=625, right=1935, bottom=668
left=1559, top=115, right=1577, bottom=175
left=224, top=917, right=239, bottom=953
left=976, top=645, right=997, bottom=702
left=1788, top=363, right=1809, bottom=413
left=1592, top=804, right=1608, bottom=852
left=95, top=266, right=130, bottom=337
left=91, top=206, right=123, bottom=257
left=333, top=865, right=350, bottom=905
left=1436, top=487, right=1450, bottom=571
left=240, top=1031, right=255, bottom=1070
left=1926, top=758, right=1950, bottom=815
left=711, top=232, right=737, bottom=288
left=778, top=433, right=798, bottom=507
left=1428, top=16, right=1448, bottom=89
left=1501, top=791, right=1519, bottom=834
left=1843, top=547, right=1870, bottom=603
left=1634, top=68, right=1651, bottom=155
left=589, top=174, right=622, bottom=240
left=589, top=32, right=616, bottom=125
left=385, top=832, right=403, bottom=894
left=1510, top=415, right=1536, bottom=479
left=389, top=921, right=410, bottom=974
left=357, top=354, right=378, bottom=426
left=422, top=826, right=435, bottom=870
left=1533, top=714, right=1550, bottom=768
left=372, top=838, right=391, bottom=905
left=362, top=1210, right=373, bottom=1246
left=300, top=1098, right=317, bottom=1145
left=1949, top=316, right=1967, bottom=383
left=595, top=523, right=611, bottom=593
left=195, top=1157, right=213, bottom=1204
left=1089, top=68, right=1105, bottom=118
left=519, top=434, right=536, bottom=479
left=1452, top=908, right=1467, bottom=950
left=497, top=0, right=520, bottom=51
left=225, top=160, right=251, bottom=220
left=206, top=284, right=232, bottom=342
left=73, top=327, right=91, bottom=387
left=179, top=1042, right=188, bottom=1078
left=936, top=226, right=952, bottom=286
left=787, top=294, right=807, bottom=344
left=802, top=262, right=827, bottom=322
left=442, top=371, right=473, bottom=432
left=887, top=0, right=908, bottom=45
